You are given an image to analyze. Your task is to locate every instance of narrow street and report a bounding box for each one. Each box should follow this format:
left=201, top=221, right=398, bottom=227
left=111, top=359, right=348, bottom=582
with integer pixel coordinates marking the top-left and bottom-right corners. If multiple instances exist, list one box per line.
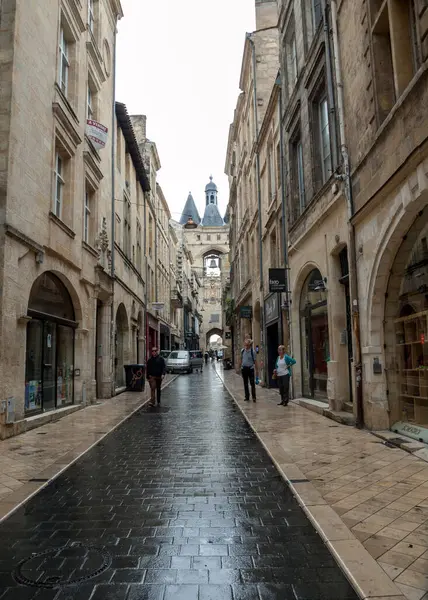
left=0, top=365, right=356, bottom=600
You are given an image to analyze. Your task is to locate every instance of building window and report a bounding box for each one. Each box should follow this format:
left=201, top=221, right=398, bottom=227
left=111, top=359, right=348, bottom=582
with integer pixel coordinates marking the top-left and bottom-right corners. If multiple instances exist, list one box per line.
left=312, top=0, right=322, bottom=31
left=54, top=152, right=65, bottom=218
left=207, top=234, right=211, bottom=241
left=319, top=97, right=332, bottom=183
left=197, top=234, right=201, bottom=241
left=148, top=214, right=153, bottom=257
left=286, top=26, right=298, bottom=96
left=88, top=0, right=95, bottom=34
left=58, top=26, right=69, bottom=96
left=87, top=84, right=93, bottom=120
left=370, top=0, right=417, bottom=124
left=116, top=125, right=122, bottom=171
left=268, top=144, right=276, bottom=202
left=83, top=183, right=95, bottom=245
left=217, top=234, right=221, bottom=241
left=123, top=195, right=131, bottom=257
left=276, top=142, right=281, bottom=190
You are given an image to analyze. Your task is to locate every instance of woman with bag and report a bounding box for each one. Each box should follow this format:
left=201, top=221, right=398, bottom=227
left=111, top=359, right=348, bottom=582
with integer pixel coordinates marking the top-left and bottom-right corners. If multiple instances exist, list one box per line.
left=273, top=345, right=296, bottom=406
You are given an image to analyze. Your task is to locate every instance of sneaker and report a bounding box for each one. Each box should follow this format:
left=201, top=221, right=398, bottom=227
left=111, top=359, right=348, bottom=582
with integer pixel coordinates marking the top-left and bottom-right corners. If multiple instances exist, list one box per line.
left=244, top=398, right=249, bottom=402
left=252, top=398, right=256, bottom=402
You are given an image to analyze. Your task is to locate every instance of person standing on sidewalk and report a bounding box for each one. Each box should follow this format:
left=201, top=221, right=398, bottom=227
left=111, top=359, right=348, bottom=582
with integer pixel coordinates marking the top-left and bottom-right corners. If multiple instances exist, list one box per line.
left=239, top=339, right=258, bottom=402
left=147, top=347, right=166, bottom=407
left=274, top=345, right=296, bottom=406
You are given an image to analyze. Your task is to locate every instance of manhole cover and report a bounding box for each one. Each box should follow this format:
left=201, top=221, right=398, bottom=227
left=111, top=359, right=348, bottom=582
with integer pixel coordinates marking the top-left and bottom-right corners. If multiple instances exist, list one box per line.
left=13, top=543, right=111, bottom=589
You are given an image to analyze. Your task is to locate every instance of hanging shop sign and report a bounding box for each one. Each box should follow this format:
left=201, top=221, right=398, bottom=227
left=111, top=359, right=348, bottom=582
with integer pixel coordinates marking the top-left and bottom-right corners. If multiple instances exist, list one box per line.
left=265, top=294, right=279, bottom=325
left=152, top=302, right=164, bottom=311
left=269, top=268, right=287, bottom=293
left=86, top=120, right=108, bottom=150
left=240, top=306, right=252, bottom=319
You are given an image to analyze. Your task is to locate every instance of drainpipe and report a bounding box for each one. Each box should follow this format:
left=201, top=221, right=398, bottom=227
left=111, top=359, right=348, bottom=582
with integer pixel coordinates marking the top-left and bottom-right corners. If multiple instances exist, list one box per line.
left=143, top=190, right=148, bottom=362
left=110, top=24, right=117, bottom=396
left=330, top=0, right=364, bottom=428
left=275, top=75, right=293, bottom=360
left=247, top=32, right=266, bottom=383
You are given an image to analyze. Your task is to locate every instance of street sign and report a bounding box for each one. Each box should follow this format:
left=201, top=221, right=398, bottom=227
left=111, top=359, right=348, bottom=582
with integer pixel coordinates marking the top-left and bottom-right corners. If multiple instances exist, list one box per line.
left=269, top=268, right=287, bottom=293
left=240, top=306, right=252, bottom=319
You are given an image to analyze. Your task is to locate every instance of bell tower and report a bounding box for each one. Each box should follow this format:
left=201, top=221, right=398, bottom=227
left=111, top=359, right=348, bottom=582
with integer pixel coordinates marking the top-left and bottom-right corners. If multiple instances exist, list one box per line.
left=205, top=176, right=218, bottom=206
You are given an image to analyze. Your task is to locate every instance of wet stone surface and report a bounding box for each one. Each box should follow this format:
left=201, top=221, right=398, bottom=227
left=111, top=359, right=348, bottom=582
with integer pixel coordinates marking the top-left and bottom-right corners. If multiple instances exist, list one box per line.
left=0, top=367, right=357, bottom=599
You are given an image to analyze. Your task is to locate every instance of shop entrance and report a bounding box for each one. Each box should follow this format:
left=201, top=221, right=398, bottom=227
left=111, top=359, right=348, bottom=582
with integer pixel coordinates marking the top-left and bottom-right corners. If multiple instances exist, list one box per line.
left=25, top=272, right=76, bottom=413
left=300, top=269, right=329, bottom=401
left=266, top=323, right=279, bottom=387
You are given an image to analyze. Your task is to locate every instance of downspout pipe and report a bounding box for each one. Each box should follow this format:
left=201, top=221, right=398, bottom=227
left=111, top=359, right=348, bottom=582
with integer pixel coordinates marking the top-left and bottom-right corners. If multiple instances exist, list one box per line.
left=110, top=24, right=117, bottom=396
left=143, top=191, right=148, bottom=361
left=247, top=32, right=266, bottom=381
left=330, top=0, right=364, bottom=428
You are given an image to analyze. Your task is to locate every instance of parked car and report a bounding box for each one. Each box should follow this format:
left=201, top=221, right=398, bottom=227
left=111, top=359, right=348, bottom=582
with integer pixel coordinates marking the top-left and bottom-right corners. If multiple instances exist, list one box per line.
left=160, top=350, right=171, bottom=360
left=190, top=350, right=204, bottom=371
left=166, top=350, right=192, bottom=374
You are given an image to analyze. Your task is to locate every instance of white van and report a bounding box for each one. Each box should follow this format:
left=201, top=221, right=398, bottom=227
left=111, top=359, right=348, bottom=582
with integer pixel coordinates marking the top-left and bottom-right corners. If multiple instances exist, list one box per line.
left=166, top=350, right=192, bottom=374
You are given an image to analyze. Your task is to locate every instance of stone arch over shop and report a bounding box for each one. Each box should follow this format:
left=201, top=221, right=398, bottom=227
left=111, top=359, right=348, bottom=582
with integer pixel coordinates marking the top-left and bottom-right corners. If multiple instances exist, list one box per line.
left=115, top=303, right=129, bottom=389
left=25, top=271, right=80, bottom=413
left=365, top=167, right=428, bottom=429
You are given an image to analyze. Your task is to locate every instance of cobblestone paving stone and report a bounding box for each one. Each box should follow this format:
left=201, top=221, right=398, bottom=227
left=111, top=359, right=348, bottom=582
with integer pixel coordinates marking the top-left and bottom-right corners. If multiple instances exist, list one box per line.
left=0, top=366, right=358, bottom=599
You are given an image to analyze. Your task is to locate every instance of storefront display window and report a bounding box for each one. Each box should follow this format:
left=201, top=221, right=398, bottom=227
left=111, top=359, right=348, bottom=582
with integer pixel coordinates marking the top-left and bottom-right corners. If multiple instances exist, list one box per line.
left=25, top=272, right=76, bottom=413
left=300, top=269, right=329, bottom=401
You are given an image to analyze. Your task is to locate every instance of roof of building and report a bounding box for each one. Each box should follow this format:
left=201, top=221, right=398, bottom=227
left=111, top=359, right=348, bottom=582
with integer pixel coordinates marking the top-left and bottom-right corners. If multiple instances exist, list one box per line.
left=179, top=193, right=201, bottom=225
left=202, top=203, right=224, bottom=227
left=115, top=102, right=150, bottom=192
left=205, top=176, right=218, bottom=193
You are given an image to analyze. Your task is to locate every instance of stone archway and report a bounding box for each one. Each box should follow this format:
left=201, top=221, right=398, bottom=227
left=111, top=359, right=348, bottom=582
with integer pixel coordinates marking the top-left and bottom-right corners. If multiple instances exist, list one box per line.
left=363, top=160, right=428, bottom=429
left=206, top=327, right=223, bottom=349
left=25, top=271, right=80, bottom=412
left=115, top=304, right=129, bottom=389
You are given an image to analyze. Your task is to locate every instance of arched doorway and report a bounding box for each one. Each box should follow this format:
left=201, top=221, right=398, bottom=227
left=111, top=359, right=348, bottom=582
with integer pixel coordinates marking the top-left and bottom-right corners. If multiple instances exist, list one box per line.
left=206, top=328, right=223, bottom=350
left=384, top=219, right=428, bottom=428
left=115, top=304, right=129, bottom=388
left=25, top=272, right=77, bottom=412
left=300, top=269, right=329, bottom=400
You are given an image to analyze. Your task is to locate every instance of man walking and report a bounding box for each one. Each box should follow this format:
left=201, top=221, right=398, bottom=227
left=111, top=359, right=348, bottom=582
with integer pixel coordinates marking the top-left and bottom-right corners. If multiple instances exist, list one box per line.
left=240, top=339, right=258, bottom=402
left=147, top=347, right=166, bottom=407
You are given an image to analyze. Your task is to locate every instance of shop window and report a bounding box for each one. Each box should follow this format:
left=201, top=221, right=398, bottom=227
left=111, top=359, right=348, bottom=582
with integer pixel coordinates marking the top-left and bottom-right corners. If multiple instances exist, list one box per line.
left=25, top=273, right=76, bottom=413
left=300, top=269, right=329, bottom=401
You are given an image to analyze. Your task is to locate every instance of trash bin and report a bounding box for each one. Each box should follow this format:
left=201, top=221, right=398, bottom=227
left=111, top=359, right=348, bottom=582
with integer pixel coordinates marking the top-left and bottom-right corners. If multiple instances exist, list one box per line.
left=124, top=364, right=146, bottom=392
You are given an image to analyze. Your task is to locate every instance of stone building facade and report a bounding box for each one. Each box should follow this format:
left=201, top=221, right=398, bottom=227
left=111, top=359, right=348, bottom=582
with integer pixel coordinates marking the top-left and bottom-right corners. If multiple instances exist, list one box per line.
left=225, top=0, right=280, bottom=377
left=226, top=0, right=428, bottom=437
left=0, top=0, right=123, bottom=438
left=337, top=0, right=428, bottom=435
left=179, top=178, right=230, bottom=350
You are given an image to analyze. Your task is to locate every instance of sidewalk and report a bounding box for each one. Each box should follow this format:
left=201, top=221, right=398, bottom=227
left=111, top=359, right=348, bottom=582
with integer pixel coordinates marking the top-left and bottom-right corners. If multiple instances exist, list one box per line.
left=0, top=375, right=177, bottom=522
left=218, top=366, right=428, bottom=600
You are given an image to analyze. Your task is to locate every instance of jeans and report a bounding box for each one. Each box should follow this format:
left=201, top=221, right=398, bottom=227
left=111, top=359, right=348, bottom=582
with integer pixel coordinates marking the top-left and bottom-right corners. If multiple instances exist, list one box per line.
left=278, top=374, right=290, bottom=404
left=242, top=367, right=256, bottom=400
left=149, top=376, right=162, bottom=404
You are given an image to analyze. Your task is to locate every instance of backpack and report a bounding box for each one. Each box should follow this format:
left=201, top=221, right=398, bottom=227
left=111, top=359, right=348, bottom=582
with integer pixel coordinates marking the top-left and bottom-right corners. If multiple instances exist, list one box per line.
left=241, top=347, right=256, bottom=365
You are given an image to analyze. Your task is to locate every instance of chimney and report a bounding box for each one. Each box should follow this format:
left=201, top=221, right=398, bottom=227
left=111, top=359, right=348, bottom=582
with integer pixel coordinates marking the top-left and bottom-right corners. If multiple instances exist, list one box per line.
left=255, top=0, right=278, bottom=30
left=130, top=115, right=147, bottom=145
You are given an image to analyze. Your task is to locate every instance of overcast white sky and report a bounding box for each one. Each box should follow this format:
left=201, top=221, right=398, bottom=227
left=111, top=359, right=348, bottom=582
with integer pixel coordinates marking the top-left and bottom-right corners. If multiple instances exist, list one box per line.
left=116, top=0, right=255, bottom=220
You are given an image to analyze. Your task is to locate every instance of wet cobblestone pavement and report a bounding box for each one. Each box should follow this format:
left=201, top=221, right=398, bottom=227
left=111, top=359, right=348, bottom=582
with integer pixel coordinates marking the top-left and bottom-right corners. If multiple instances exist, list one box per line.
left=0, top=367, right=358, bottom=599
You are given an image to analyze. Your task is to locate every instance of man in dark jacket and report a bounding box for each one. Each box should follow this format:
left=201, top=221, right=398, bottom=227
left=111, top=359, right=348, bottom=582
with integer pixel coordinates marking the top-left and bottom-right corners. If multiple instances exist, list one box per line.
left=146, top=347, right=166, bottom=406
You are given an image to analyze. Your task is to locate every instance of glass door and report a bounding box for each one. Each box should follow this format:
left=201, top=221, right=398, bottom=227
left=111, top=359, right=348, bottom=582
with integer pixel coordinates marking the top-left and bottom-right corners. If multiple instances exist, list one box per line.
left=25, top=320, right=43, bottom=412
left=42, top=321, right=57, bottom=411
left=310, top=302, right=329, bottom=400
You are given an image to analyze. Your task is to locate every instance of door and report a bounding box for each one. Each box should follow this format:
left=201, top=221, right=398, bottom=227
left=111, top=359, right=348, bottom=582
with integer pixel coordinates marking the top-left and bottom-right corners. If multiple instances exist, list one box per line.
left=42, top=321, right=57, bottom=410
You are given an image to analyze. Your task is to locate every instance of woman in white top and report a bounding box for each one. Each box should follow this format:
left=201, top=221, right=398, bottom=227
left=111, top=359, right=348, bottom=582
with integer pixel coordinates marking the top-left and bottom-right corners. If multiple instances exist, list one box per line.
left=274, top=345, right=296, bottom=406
